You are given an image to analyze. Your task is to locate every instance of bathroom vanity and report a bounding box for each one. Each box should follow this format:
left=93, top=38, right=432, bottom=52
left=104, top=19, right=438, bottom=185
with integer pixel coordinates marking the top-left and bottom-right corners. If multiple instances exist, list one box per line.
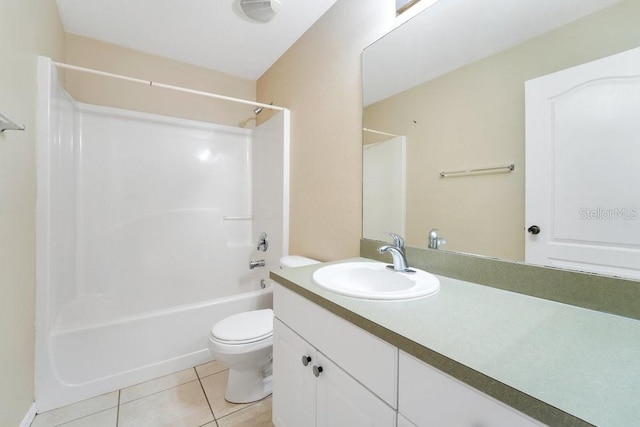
left=270, top=258, right=640, bottom=427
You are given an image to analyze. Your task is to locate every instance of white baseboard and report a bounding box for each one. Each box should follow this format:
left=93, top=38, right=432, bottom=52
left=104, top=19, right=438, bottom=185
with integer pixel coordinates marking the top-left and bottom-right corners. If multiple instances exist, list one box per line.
left=20, top=403, right=37, bottom=427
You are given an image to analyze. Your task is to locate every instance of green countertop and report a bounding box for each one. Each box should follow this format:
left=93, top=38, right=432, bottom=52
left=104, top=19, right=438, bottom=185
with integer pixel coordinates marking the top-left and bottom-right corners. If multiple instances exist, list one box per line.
left=271, top=258, right=640, bottom=427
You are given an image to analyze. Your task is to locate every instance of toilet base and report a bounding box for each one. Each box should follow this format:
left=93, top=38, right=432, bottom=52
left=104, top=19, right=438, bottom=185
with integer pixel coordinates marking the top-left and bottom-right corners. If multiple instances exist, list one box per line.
left=224, top=361, right=273, bottom=404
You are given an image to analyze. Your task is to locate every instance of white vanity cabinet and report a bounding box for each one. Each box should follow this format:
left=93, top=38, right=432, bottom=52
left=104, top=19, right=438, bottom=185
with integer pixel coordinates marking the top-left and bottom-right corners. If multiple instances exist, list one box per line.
left=273, top=284, right=397, bottom=427
left=273, top=283, right=542, bottom=427
left=398, top=351, right=542, bottom=427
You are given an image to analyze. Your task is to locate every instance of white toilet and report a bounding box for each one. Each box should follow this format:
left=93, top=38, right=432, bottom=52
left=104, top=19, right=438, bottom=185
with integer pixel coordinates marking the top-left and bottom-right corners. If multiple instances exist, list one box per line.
left=207, top=255, right=320, bottom=403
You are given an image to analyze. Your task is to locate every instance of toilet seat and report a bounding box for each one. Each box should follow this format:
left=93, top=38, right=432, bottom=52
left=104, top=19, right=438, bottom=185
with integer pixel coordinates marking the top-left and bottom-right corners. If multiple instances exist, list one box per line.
left=210, top=309, right=273, bottom=345
left=207, top=308, right=275, bottom=404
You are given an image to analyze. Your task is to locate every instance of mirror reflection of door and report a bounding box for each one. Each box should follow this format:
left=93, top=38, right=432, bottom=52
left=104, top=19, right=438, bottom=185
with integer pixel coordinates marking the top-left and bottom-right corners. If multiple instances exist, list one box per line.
left=363, top=135, right=406, bottom=240
left=526, top=46, right=640, bottom=280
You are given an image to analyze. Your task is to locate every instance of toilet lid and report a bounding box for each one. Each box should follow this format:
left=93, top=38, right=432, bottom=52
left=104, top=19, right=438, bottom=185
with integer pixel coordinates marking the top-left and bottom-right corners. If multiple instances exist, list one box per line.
left=211, top=309, right=273, bottom=344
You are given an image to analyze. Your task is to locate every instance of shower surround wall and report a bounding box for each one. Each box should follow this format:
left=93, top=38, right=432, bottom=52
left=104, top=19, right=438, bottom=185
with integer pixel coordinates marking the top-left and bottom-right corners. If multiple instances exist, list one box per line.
left=35, top=57, right=289, bottom=411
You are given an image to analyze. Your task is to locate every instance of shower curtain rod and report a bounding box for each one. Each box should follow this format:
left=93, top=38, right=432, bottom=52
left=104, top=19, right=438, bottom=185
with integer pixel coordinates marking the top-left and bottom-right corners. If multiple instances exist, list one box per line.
left=53, top=62, right=285, bottom=112
left=362, top=127, right=398, bottom=137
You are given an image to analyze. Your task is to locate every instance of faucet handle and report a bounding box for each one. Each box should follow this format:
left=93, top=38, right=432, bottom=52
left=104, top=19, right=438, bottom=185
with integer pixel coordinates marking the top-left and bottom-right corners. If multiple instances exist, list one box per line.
left=256, top=232, right=269, bottom=252
left=383, top=232, right=405, bottom=249
left=428, top=228, right=447, bottom=250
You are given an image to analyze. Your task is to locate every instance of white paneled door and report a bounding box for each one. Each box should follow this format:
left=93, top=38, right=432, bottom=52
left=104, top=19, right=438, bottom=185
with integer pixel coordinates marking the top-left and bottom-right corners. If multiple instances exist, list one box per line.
left=525, top=46, right=640, bottom=280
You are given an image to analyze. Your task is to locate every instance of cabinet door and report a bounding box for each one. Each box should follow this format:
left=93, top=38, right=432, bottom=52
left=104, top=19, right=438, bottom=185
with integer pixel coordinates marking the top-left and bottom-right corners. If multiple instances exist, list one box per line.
left=316, top=352, right=396, bottom=427
left=399, top=352, right=541, bottom=427
left=273, top=319, right=316, bottom=427
left=274, top=283, right=398, bottom=407
left=397, top=414, right=416, bottom=427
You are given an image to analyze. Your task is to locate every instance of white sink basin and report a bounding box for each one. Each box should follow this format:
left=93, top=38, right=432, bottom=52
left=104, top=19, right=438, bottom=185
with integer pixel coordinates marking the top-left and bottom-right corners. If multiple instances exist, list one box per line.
left=312, top=262, right=440, bottom=300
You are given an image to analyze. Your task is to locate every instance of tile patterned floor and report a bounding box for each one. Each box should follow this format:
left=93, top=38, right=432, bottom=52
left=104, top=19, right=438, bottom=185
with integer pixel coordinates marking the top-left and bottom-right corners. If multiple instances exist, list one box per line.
left=31, top=361, right=273, bottom=427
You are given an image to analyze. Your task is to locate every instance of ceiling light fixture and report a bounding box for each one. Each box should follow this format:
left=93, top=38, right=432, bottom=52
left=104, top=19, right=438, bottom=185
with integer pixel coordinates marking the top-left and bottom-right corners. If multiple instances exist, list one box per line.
left=237, top=0, right=283, bottom=23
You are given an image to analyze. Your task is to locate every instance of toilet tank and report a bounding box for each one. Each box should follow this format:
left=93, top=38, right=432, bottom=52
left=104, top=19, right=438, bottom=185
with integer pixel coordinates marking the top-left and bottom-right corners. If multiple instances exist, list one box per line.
left=279, top=256, right=320, bottom=268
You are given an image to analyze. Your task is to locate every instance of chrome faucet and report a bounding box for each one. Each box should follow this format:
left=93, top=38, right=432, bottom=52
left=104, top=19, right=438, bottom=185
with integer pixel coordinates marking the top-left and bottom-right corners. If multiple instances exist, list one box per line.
left=256, top=232, right=269, bottom=252
left=428, top=228, right=447, bottom=250
left=249, top=259, right=266, bottom=269
left=378, top=245, right=411, bottom=272
left=379, top=232, right=414, bottom=273
left=383, top=232, right=405, bottom=255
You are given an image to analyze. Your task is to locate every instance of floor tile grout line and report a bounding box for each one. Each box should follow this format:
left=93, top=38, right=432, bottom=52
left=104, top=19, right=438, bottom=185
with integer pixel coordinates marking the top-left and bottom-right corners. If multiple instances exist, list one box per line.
left=119, top=378, right=202, bottom=406
left=214, top=397, right=271, bottom=425
left=48, top=406, right=117, bottom=427
left=116, top=390, right=120, bottom=427
left=195, top=364, right=229, bottom=381
left=39, top=364, right=227, bottom=427
left=197, top=370, right=229, bottom=381
left=215, top=397, right=268, bottom=423
left=33, top=391, right=118, bottom=417
left=197, top=373, right=217, bottom=422
left=198, top=368, right=264, bottom=422
left=119, top=367, right=199, bottom=401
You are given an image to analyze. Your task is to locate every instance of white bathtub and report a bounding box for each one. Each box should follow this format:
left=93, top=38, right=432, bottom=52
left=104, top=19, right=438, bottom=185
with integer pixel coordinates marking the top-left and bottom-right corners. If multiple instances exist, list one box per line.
left=36, top=286, right=273, bottom=412
left=35, top=57, right=289, bottom=413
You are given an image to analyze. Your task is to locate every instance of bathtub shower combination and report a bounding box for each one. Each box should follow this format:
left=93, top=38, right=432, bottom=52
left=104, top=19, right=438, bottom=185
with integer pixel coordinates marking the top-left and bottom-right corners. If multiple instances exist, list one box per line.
left=35, top=57, right=290, bottom=411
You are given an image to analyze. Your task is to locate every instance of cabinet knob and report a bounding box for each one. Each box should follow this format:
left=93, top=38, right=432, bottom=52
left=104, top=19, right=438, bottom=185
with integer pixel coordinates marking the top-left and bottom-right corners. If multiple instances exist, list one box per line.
left=301, top=355, right=312, bottom=366
left=313, top=365, right=323, bottom=377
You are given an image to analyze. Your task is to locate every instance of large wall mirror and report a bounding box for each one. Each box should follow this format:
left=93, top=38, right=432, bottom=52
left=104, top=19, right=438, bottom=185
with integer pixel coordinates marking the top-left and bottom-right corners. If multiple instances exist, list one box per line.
left=363, top=0, right=640, bottom=280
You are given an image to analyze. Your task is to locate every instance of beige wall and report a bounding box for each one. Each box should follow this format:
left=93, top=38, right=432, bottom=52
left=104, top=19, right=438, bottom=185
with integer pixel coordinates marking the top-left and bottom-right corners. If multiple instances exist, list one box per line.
left=65, top=34, right=257, bottom=127
left=1, top=22, right=254, bottom=426
left=364, top=0, right=640, bottom=261
left=257, top=0, right=396, bottom=261
left=0, top=1, right=65, bottom=424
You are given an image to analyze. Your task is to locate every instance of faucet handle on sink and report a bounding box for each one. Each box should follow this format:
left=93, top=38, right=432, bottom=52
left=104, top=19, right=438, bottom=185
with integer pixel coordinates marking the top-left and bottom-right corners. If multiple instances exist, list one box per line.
left=383, top=232, right=405, bottom=250
left=427, top=228, right=447, bottom=250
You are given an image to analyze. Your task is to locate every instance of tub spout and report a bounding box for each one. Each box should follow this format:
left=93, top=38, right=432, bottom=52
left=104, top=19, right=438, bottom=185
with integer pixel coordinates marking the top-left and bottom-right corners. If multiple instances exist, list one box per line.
left=249, top=259, right=266, bottom=269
